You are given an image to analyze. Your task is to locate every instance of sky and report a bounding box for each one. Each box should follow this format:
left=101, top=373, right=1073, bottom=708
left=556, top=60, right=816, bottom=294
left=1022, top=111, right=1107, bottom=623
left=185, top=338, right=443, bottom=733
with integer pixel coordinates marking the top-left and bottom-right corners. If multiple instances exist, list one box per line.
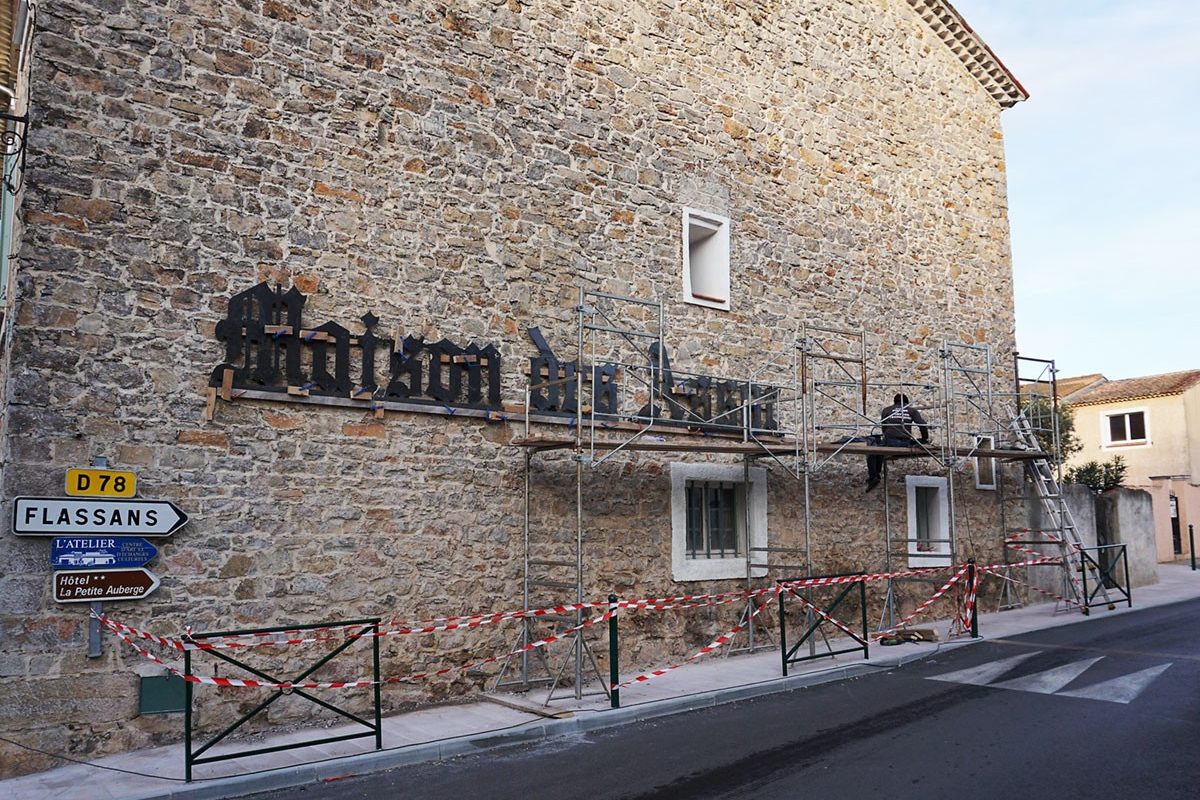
left=949, top=0, right=1199, bottom=381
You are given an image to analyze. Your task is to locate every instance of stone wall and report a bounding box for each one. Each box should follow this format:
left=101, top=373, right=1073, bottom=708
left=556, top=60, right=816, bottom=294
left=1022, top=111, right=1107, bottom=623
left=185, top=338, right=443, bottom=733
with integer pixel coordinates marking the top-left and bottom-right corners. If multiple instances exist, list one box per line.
left=1098, top=488, right=1159, bottom=589
left=0, top=0, right=1019, bottom=776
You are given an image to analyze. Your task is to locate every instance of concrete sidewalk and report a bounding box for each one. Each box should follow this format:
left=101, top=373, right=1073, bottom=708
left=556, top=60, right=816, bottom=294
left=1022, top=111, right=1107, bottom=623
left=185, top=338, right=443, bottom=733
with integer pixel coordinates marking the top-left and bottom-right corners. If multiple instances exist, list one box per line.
left=5, top=564, right=1198, bottom=800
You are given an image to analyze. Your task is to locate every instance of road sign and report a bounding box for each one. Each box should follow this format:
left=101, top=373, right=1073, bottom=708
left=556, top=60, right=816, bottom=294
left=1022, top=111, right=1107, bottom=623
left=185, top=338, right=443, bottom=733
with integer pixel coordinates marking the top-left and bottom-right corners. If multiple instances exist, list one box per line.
left=65, top=468, right=138, bottom=498
left=53, top=568, right=161, bottom=603
left=12, top=497, right=189, bottom=537
left=51, top=536, right=158, bottom=569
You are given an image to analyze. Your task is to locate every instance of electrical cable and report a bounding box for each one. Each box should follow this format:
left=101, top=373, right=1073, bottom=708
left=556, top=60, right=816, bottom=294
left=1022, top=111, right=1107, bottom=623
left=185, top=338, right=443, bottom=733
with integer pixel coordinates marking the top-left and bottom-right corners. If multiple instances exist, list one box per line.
left=0, top=734, right=188, bottom=782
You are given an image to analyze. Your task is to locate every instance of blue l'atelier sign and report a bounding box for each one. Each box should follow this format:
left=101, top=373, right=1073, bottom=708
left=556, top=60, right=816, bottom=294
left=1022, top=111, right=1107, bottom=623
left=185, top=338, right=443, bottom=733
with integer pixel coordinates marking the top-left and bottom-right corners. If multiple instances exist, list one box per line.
left=51, top=537, right=158, bottom=569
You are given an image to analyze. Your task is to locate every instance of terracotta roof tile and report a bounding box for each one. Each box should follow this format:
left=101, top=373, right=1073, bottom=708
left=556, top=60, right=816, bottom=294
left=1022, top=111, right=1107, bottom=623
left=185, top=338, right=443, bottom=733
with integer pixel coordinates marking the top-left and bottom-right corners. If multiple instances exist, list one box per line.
left=1055, top=374, right=1107, bottom=401
left=906, top=1, right=1029, bottom=108
left=1069, top=369, right=1200, bottom=406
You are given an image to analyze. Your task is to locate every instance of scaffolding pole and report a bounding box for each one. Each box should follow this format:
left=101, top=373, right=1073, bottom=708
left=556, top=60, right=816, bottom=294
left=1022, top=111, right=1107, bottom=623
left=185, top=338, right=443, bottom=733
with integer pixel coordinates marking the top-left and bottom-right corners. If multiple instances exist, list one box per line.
left=503, top=291, right=1056, bottom=698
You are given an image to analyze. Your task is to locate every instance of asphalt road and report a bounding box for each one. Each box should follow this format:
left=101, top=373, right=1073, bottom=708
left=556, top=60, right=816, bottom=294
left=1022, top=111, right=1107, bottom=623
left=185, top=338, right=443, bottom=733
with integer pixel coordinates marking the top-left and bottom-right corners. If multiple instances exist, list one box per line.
left=252, top=598, right=1200, bottom=799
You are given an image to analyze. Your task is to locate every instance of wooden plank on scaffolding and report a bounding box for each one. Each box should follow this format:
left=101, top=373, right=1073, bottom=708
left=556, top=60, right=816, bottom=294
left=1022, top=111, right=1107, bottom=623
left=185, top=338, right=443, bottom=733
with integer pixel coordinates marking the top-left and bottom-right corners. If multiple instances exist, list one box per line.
left=509, top=436, right=1048, bottom=460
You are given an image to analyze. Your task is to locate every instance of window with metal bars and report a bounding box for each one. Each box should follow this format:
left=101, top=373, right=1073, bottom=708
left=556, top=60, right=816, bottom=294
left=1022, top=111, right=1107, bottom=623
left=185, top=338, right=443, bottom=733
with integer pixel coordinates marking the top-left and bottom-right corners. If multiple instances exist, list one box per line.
left=684, top=480, right=744, bottom=559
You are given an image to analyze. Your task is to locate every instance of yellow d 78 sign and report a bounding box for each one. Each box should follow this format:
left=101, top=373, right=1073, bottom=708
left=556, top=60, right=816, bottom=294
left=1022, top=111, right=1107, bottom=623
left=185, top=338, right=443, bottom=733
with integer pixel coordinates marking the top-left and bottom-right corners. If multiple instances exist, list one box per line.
left=65, top=468, right=137, bottom=498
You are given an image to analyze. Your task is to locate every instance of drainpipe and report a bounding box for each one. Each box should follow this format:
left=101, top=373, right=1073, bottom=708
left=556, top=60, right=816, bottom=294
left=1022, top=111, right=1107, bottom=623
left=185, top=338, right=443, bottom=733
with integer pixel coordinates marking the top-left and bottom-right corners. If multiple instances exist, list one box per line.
left=0, top=153, right=12, bottom=305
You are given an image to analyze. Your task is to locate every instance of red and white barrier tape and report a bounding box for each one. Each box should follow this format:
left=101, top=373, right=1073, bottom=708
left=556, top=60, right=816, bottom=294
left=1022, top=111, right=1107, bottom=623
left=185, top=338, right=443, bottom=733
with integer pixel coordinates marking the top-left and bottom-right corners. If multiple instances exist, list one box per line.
left=781, top=586, right=866, bottom=645
left=1005, top=530, right=1074, bottom=559
left=100, top=555, right=1052, bottom=656
left=979, top=564, right=1077, bottom=607
left=100, top=610, right=614, bottom=689
left=98, top=555, right=1085, bottom=693
left=619, top=582, right=777, bottom=614
left=1002, top=534, right=1086, bottom=602
left=101, top=586, right=793, bottom=653
left=1005, top=540, right=1059, bottom=561
left=617, top=594, right=775, bottom=690
left=954, top=569, right=978, bottom=636
left=974, top=555, right=1063, bottom=572
left=387, top=610, right=613, bottom=686
left=777, top=564, right=959, bottom=590
left=873, top=566, right=967, bottom=640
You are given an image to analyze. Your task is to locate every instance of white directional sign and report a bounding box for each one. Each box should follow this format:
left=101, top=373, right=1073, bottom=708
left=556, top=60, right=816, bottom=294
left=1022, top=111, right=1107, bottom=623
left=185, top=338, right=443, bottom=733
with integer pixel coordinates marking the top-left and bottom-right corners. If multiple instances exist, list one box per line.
left=12, top=497, right=189, bottom=537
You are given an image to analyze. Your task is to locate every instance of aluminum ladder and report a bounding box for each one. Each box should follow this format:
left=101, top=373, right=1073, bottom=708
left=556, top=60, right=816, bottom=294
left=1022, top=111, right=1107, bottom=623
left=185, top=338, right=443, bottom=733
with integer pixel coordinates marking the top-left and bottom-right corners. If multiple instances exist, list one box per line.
left=1009, top=410, right=1113, bottom=612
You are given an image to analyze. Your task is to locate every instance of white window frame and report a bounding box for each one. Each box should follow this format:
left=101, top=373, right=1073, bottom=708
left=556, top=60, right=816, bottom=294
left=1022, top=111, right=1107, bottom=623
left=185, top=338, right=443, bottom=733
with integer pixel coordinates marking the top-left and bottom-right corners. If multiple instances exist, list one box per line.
left=974, top=435, right=996, bottom=490
left=1101, top=406, right=1150, bottom=449
left=906, top=475, right=951, bottom=567
left=682, top=207, right=731, bottom=311
left=670, top=463, right=766, bottom=581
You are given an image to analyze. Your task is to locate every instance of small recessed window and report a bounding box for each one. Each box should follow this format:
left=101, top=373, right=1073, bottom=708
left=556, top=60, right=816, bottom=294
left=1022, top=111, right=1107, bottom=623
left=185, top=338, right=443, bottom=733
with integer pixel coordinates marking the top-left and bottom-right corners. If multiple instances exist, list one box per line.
left=974, top=436, right=996, bottom=490
left=682, top=208, right=730, bottom=310
left=906, top=475, right=951, bottom=567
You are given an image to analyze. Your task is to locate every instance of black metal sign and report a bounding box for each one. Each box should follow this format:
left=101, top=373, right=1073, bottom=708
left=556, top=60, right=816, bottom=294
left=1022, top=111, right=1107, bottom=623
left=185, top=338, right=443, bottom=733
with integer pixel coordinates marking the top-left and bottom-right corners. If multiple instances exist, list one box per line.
left=525, top=328, right=778, bottom=431
left=210, top=283, right=779, bottom=431
left=210, top=283, right=501, bottom=410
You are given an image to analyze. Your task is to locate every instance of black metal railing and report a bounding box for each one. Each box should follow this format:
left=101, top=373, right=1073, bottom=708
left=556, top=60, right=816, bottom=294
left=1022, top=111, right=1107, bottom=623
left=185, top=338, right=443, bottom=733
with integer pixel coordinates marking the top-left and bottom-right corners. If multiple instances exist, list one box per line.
left=184, top=617, right=382, bottom=782
left=777, top=574, right=868, bottom=675
left=1079, top=544, right=1132, bottom=610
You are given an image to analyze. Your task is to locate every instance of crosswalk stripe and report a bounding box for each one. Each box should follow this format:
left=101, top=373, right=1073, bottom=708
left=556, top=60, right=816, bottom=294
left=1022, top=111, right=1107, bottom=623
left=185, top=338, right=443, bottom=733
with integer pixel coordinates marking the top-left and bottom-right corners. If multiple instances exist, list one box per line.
left=1057, top=663, right=1172, bottom=704
left=927, top=652, right=1042, bottom=686
left=990, top=657, right=1104, bottom=695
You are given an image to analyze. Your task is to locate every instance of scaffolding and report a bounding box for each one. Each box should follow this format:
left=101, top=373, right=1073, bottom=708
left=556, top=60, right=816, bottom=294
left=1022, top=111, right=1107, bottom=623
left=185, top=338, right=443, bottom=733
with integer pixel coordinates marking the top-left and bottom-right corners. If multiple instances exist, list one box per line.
left=496, top=289, right=1057, bottom=702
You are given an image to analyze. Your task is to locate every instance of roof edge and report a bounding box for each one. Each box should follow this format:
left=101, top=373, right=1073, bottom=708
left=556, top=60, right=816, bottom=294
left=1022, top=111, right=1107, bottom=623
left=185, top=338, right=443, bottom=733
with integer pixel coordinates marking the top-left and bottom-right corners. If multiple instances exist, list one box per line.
left=905, top=0, right=1029, bottom=109
left=1071, top=390, right=1191, bottom=408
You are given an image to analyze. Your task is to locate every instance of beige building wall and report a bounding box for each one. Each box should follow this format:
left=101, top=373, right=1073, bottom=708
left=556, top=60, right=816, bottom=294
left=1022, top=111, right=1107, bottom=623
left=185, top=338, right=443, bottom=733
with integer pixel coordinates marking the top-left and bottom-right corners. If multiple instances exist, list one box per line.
left=1145, top=479, right=1200, bottom=563
left=1185, top=385, right=1200, bottom=479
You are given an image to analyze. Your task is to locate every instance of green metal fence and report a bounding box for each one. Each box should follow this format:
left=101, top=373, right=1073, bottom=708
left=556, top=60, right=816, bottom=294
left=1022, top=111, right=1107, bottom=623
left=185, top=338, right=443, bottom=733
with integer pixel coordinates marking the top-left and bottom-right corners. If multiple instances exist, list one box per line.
left=1079, top=543, right=1132, bottom=611
left=777, top=574, right=869, bottom=675
left=184, top=617, right=382, bottom=782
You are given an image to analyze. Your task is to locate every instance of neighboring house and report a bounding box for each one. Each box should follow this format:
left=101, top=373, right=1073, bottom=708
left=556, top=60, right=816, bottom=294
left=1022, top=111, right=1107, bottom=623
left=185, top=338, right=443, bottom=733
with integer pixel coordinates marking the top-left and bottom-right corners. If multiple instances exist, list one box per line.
left=1063, top=370, right=1200, bottom=562
left=1055, top=373, right=1106, bottom=400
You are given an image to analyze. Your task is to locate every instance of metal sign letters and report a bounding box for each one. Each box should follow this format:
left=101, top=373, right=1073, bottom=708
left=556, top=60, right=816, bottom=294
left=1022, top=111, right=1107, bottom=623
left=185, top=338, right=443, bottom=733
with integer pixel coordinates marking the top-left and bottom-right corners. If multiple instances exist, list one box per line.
left=209, top=282, right=781, bottom=432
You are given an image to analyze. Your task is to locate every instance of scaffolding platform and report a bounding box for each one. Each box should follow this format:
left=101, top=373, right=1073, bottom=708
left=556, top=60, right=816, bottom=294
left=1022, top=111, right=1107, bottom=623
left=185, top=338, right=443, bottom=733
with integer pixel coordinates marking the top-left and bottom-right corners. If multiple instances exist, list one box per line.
left=511, top=435, right=1048, bottom=461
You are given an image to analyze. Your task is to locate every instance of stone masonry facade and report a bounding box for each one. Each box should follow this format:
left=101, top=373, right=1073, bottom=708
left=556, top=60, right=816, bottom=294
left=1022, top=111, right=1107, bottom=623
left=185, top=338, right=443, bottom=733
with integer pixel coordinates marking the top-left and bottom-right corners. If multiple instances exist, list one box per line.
left=0, top=0, right=1022, bottom=776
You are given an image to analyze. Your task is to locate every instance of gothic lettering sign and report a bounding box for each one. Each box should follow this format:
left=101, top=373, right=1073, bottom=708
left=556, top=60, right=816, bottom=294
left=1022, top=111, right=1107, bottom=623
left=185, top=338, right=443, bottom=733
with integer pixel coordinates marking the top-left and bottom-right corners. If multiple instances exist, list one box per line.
left=210, top=283, right=501, bottom=410
left=209, top=283, right=780, bottom=433
left=524, top=329, right=778, bottom=432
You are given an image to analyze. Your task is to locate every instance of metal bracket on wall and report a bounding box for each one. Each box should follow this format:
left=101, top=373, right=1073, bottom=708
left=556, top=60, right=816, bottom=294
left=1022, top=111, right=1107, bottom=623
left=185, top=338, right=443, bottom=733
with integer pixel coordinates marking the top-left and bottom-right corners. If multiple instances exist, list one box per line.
left=0, top=111, right=28, bottom=195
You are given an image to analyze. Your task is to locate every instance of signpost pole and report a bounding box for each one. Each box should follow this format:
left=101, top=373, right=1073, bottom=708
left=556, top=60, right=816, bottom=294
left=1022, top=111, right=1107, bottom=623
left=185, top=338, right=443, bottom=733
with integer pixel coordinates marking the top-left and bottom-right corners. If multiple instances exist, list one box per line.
left=88, top=457, right=108, bottom=658
left=1190, top=524, right=1195, bottom=572
left=88, top=601, right=103, bottom=658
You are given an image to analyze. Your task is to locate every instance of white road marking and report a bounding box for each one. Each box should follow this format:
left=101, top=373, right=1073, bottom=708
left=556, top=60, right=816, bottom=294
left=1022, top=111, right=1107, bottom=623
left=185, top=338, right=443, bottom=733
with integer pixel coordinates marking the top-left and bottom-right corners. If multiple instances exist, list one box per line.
left=990, top=657, right=1105, bottom=695
left=927, top=652, right=1043, bottom=686
left=928, top=651, right=1173, bottom=704
left=1057, top=663, right=1173, bottom=704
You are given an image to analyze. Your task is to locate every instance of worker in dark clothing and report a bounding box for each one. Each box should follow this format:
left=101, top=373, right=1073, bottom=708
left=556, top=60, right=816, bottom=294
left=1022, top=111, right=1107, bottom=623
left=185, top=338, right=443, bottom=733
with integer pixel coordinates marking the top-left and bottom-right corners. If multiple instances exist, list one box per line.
left=866, top=393, right=930, bottom=492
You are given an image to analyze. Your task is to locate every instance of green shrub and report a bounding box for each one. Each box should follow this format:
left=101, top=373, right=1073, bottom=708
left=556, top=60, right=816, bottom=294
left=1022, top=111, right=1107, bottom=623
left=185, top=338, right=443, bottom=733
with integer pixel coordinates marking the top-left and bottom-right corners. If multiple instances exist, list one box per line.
left=1064, top=456, right=1127, bottom=492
